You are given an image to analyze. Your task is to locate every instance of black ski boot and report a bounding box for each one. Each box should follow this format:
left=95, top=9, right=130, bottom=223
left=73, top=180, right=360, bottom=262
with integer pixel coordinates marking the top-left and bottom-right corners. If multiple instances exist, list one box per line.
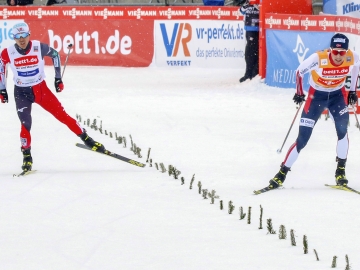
left=239, top=74, right=251, bottom=83
left=335, top=157, right=348, bottom=186
left=79, top=130, right=106, bottom=153
left=269, top=164, right=290, bottom=189
left=21, top=147, right=33, bottom=172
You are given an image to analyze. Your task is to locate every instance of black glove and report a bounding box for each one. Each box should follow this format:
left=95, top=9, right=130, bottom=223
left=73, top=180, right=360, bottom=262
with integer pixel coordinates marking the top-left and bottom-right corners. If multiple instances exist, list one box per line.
left=54, top=78, right=64, bottom=93
left=347, top=91, right=358, bottom=105
left=293, top=94, right=305, bottom=105
left=0, top=89, right=8, bottom=103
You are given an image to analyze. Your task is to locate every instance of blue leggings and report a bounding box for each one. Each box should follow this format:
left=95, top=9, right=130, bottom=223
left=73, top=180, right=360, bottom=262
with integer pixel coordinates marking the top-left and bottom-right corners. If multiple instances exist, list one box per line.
left=297, top=88, right=348, bottom=152
left=283, top=88, right=349, bottom=168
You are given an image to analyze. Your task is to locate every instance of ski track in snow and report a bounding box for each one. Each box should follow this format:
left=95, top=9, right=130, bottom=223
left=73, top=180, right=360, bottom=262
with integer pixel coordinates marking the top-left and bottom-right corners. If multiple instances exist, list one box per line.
left=0, top=66, right=359, bottom=269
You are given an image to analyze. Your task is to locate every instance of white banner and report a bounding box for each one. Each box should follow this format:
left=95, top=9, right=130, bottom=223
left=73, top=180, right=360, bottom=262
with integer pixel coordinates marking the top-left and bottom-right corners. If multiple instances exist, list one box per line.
left=324, top=0, right=360, bottom=18
left=339, top=0, right=360, bottom=18
left=154, top=20, right=246, bottom=68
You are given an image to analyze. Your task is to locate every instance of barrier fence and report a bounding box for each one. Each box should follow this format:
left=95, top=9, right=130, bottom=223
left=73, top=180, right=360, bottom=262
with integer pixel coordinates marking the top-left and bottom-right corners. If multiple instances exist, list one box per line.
left=0, top=6, right=246, bottom=69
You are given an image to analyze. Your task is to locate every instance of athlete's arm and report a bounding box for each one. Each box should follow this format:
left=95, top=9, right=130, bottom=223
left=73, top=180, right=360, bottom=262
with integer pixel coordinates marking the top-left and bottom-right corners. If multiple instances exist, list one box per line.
left=40, top=43, right=61, bottom=79
left=0, top=48, right=10, bottom=89
left=350, top=52, right=360, bottom=92
left=295, top=53, right=319, bottom=95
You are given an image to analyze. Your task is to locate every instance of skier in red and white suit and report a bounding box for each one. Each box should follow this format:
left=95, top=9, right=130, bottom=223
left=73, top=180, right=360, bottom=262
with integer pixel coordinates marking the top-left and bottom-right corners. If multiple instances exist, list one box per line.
left=268, top=33, right=360, bottom=189
left=0, top=22, right=105, bottom=172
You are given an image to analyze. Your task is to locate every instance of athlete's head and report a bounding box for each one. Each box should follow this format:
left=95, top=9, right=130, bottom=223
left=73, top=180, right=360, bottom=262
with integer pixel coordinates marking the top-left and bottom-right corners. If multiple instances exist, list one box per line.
left=330, top=33, right=349, bottom=65
left=12, top=22, right=30, bottom=50
left=330, top=33, right=349, bottom=50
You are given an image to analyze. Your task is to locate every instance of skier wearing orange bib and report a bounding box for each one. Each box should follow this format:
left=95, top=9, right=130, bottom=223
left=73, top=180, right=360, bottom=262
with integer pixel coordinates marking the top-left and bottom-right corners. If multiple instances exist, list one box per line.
left=268, top=33, right=360, bottom=189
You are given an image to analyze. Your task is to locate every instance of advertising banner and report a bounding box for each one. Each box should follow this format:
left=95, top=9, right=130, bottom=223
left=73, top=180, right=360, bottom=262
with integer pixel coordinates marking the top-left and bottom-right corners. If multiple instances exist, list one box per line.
left=0, top=20, right=22, bottom=50
left=32, top=20, right=154, bottom=67
left=0, top=18, right=154, bottom=67
left=155, top=20, right=246, bottom=68
left=265, top=30, right=333, bottom=89
left=324, top=0, right=360, bottom=18
left=264, top=13, right=360, bottom=91
left=0, top=6, right=242, bottom=21
left=0, top=19, right=154, bottom=67
left=0, top=6, right=243, bottom=68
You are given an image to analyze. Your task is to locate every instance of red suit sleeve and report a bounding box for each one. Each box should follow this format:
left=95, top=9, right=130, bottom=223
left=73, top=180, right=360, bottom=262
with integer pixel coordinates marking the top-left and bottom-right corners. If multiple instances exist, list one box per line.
left=0, top=48, right=10, bottom=89
left=296, top=70, right=304, bottom=96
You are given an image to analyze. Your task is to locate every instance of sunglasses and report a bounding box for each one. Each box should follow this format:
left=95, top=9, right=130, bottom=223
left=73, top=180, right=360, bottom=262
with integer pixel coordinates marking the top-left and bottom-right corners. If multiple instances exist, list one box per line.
left=331, top=49, right=347, bottom=56
left=14, top=32, right=29, bottom=39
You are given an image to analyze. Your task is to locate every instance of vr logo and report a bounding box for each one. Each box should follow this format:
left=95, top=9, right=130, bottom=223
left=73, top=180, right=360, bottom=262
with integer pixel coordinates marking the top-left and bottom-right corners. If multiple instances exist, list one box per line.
left=160, top=23, right=192, bottom=57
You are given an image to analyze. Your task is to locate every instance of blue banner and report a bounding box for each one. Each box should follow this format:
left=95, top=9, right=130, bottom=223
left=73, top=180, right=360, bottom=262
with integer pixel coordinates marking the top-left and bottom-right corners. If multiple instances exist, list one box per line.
left=323, top=0, right=336, bottom=15
left=265, top=30, right=333, bottom=90
left=323, top=0, right=360, bottom=18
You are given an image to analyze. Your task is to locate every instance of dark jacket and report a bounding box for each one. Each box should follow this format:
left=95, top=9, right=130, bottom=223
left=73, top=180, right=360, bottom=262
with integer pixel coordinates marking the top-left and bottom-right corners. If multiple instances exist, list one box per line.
left=7, top=0, right=33, bottom=5
left=46, top=0, right=66, bottom=5
left=240, top=3, right=260, bottom=32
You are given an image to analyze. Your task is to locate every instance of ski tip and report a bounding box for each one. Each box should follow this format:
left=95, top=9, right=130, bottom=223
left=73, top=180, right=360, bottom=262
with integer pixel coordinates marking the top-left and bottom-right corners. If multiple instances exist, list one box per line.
left=13, top=170, right=37, bottom=177
left=129, top=160, right=146, bottom=168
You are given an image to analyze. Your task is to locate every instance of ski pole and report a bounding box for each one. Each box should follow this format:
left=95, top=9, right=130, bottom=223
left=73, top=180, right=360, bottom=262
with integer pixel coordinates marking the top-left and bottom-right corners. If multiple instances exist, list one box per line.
left=61, top=43, right=73, bottom=79
left=351, top=105, right=360, bottom=131
left=277, top=102, right=304, bottom=154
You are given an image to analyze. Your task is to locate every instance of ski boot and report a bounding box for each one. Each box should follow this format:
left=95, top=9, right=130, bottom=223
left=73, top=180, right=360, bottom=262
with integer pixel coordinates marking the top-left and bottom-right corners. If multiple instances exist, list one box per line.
left=21, top=147, right=33, bottom=172
left=335, top=157, right=348, bottom=186
left=239, top=74, right=251, bottom=83
left=269, top=164, right=290, bottom=189
left=79, top=130, right=106, bottom=153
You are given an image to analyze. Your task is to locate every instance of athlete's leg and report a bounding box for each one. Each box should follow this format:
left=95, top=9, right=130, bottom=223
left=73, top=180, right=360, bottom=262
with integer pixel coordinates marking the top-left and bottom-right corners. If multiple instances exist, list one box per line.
left=327, top=89, right=349, bottom=159
left=270, top=90, right=327, bottom=188
left=32, top=81, right=83, bottom=135
left=14, top=86, right=34, bottom=149
left=283, top=88, right=327, bottom=168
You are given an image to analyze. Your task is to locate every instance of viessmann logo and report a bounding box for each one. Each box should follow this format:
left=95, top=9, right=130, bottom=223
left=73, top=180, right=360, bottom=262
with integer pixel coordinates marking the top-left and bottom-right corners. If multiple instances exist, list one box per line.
left=27, top=8, right=59, bottom=18
left=0, top=8, right=25, bottom=19
left=160, top=23, right=192, bottom=57
left=265, top=16, right=281, bottom=28
left=14, top=56, right=39, bottom=67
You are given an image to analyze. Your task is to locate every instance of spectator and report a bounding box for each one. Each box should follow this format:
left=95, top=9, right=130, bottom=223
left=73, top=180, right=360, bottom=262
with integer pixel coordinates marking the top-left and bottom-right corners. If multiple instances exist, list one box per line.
left=7, top=0, right=33, bottom=5
left=46, top=0, right=66, bottom=5
left=238, top=0, right=259, bottom=83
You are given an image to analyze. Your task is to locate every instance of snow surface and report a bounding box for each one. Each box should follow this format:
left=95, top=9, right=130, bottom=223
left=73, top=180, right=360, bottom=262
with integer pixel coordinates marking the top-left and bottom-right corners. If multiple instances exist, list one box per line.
left=0, top=66, right=359, bottom=270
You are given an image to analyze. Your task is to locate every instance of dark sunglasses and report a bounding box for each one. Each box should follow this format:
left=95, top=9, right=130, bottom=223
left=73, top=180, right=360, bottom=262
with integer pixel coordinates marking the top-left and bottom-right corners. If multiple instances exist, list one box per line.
left=331, top=49, right=347, bottom=56
left=14, top=32, right=30, bottom=39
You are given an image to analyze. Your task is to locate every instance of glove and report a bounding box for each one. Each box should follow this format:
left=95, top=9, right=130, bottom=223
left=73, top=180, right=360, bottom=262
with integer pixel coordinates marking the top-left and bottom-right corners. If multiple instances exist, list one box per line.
left=347, top=91, right=358, bottom=106
left=293, top=93, right=305, bottom=105
left=55, top=78, right=64, bottom=93
left=0, top=89, right=8, bottom=103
